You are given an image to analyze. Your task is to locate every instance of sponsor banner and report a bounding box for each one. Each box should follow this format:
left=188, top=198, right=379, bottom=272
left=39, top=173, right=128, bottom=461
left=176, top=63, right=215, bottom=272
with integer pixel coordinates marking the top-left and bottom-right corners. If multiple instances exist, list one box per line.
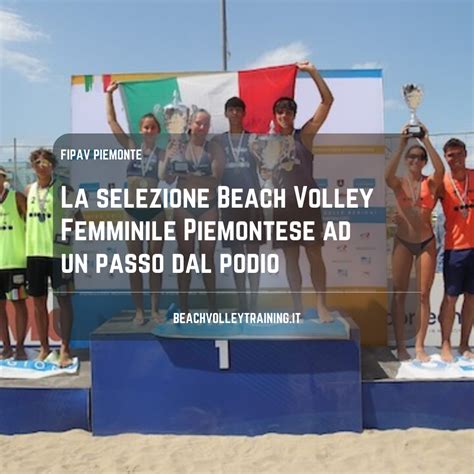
left=387, top=273, right=474, bottom=347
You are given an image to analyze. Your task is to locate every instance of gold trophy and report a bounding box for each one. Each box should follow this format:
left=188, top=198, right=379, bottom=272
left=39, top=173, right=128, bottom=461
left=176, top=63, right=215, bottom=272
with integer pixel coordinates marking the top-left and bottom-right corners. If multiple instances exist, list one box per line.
left=402, top=84, right=424, bottom=138
left=154, top=91, right=193, bottom=174
left=249, top=121, right=295, bottom=189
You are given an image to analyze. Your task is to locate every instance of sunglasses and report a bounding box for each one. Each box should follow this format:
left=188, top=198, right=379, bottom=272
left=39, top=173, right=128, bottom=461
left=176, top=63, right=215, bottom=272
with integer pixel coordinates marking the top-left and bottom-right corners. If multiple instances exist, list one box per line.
left=406, top=155, right=427, bottom=161
left=33, top=159, right=53, bottom=168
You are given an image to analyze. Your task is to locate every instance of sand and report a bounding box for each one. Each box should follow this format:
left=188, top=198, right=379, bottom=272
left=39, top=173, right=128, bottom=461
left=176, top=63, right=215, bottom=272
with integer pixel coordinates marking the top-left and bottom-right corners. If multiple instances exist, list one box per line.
left=0, top=428, right=472, bottom=473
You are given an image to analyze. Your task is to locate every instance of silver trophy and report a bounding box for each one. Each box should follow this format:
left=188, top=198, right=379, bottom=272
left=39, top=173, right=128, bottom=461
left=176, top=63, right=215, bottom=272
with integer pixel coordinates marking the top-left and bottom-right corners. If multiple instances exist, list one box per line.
left=402, top=84, right=424, bottom=138
left=154, top=91, right=193, bottom=174
left=249, top=121, right=295, bottom=189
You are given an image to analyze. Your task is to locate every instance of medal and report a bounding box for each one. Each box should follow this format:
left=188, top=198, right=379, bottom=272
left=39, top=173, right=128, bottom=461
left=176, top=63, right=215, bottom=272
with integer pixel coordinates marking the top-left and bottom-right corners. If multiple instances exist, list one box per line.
left=280, top=160, right=295, bottom=172
left=141, top=143, right=157, bottom=181
left=36, top=178, right=53, bottom=223
left=227, top=131, right=245, bottom=164
left=189, top=142, right=205, bottom=175
left=406, top=175, right=422, bottom=209
left=449, top=172, right=470, bottom=219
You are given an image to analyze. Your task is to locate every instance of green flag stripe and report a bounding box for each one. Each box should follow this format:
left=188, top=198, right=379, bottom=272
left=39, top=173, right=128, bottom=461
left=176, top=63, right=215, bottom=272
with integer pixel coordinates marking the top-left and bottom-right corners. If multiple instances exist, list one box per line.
left=121, top=77, right=180, bottom=141
left=84, top=75, right=93, bottom=92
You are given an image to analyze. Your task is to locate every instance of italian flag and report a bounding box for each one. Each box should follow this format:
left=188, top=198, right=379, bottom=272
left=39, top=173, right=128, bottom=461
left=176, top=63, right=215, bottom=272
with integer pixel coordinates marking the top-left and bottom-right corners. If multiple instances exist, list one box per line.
left=72, top=65, right=296, bottom=135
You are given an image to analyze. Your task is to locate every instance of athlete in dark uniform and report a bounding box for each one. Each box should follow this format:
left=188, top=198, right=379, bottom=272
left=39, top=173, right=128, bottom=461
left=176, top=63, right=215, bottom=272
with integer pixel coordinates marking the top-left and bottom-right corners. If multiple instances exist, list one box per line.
left=161, top=109, right=225, bottom=313
left=218, top=97, right=264, bottom=311
left=271, top=61, right=334, bottom=322
left=106, top=81, right=168, bottom=325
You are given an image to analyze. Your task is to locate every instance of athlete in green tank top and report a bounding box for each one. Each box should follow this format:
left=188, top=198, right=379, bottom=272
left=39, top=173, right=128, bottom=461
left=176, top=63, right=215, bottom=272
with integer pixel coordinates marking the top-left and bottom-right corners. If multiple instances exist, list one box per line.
left=0, top=186, right=26, bottom=269
left=26, top=149, right=81, bottom=367
left=26, top=179, right=72, bottom=258
left=0, top=166, right=28, bottom=360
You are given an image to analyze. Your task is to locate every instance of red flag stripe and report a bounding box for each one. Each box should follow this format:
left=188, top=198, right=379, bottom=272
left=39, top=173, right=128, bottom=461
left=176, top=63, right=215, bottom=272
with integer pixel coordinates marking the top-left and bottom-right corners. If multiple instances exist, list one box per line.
left=238, top=65, right=297, bottom=133
left=102, top=74, right=112, bottom=93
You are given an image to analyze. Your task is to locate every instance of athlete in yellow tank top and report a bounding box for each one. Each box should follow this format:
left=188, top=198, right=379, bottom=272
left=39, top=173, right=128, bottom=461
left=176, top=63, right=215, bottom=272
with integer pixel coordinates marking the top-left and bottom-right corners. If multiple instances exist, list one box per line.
left=0, top=166, right=28, bottom=360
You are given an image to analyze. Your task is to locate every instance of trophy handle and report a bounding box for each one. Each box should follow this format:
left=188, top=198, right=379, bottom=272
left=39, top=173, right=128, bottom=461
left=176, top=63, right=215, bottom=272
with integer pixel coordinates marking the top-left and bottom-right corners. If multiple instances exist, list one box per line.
left=153, top=104, right=162, bottom=117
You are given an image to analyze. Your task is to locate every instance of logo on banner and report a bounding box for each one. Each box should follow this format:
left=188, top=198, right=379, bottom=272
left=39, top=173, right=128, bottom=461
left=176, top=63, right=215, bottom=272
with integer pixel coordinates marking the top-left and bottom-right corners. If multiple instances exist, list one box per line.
left=337, top=268, right=349, bottom=278
left=337, top=244, right=348, bottom=253
left=353, top=178, right=376, bottom=189
left=79, top=182, right=101, bottom=193
left=315, top=178, right=328, bottom=188
left=360, top=232, right=371, bottom=240
left=360, top=256, right=371, bottom=265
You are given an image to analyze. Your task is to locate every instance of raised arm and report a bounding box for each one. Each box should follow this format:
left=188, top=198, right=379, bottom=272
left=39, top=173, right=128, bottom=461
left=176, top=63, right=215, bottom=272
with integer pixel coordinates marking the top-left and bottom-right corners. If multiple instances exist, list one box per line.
left=105, top=81, right=134, bottom=150
left=420, top=124, right=445, bottom=191
left=385, top=126, right=410, bottom=191
left=299, top=61, right=334, bottom=151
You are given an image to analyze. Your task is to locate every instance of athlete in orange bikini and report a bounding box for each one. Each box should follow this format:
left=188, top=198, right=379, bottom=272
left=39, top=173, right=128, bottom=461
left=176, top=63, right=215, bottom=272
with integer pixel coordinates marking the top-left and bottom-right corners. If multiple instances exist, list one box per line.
left=385, top=124, right=444, bottom=361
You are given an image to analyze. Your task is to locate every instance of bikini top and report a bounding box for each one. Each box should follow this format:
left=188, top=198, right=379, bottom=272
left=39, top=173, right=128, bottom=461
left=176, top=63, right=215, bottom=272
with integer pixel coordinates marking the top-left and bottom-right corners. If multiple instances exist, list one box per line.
left=184, top=141, right=213, bottom=176
left=395, top=175, right=437, bottom=210
left=126, top=147, right=160, bottom=178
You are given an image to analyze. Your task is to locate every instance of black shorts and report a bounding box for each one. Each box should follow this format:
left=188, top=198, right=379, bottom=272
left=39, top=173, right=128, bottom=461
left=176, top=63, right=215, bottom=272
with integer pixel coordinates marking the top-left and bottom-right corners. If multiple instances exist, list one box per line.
left=0, top=269, right=27, bottom=301
left=272, top=201, right=324, bottom=249
left=26, top=257, right=74, bottom=297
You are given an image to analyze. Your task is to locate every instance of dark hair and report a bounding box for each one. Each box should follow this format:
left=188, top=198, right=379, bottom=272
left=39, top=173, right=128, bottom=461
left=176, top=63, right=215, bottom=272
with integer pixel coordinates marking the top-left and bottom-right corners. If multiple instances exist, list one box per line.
left=406, top=145, right=427, bottom=161
left=273, top=96, right=297, bottom=115
left=225, top=97, right=246, bottom=112
left=443, top=138, right=466, bottom=154
left=29, top=148, right=57, bottom=167
left=139, top=113, right=161, bottom=131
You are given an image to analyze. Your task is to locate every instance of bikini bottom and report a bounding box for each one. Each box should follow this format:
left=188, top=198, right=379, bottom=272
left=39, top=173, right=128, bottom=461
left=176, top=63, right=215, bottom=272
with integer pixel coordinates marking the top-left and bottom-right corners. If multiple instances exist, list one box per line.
left=181, top=198, right=218, bottom=219
left=396, top=234, right=435, bottom=257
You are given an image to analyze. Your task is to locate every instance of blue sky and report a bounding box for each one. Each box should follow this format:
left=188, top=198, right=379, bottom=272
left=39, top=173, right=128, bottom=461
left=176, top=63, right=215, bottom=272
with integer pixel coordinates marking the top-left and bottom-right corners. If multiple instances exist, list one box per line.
left=0, top=0, right=472, bottom=147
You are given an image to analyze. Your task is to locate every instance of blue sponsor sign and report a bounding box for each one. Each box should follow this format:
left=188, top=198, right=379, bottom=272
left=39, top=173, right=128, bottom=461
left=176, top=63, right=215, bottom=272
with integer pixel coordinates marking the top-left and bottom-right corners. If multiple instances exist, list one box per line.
left=353, top=178, right=376, bottom=188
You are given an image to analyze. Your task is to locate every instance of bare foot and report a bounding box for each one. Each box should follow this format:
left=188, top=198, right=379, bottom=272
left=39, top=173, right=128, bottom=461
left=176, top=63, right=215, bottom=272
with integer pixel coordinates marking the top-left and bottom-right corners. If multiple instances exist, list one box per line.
left=441, top=344, right=454, bottom=363
left=317, top=305, right=334, bottom=323
left=396, top=347, right=411, bottom=361
left=152, top=309, right=166, bottom=324
left=132, top=309, right=145, bottom=326
left=37, top=347, right=50, bottom=361
left=459, top=347, right=474, bottom=359
left=415, top=348, right=431, bottom=362
left=59, top=348, right=74, bottom=368
left=14, top=347, right=28, bottom=360
left=0, top=347, right=14, bottom=360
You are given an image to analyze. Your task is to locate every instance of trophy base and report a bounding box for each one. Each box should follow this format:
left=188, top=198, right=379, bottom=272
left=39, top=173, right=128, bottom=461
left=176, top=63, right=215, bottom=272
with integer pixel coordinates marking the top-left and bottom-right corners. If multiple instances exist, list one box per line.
left=407, top=125, right=425, bottom=139
left=171, top=161, right=190, bottom=174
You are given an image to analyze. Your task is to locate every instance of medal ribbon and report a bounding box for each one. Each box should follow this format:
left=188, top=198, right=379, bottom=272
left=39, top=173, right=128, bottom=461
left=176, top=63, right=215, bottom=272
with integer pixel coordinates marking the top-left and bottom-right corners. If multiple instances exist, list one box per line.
left=227, top=131, right=245, bottom=163
left=449, top=172, right=469, bottom=212
left=36, top=177, right=54, bottom=217
left=141, top=144, right=157, bottom=178
left=406, top=176, right=422, bottom=206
